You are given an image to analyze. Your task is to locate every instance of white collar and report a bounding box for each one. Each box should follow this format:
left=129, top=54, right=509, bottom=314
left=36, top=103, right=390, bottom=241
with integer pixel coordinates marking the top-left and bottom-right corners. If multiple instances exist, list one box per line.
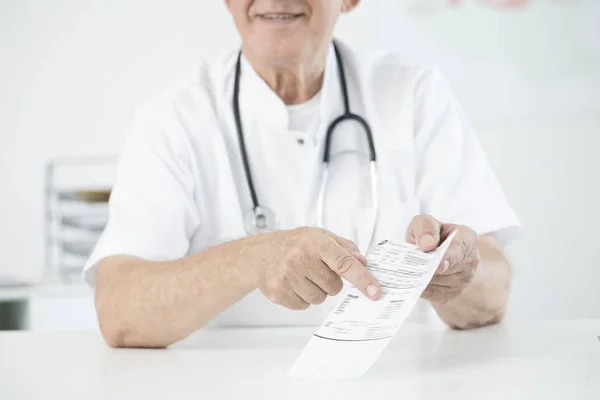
left=237, top=42, right=343, bottom=133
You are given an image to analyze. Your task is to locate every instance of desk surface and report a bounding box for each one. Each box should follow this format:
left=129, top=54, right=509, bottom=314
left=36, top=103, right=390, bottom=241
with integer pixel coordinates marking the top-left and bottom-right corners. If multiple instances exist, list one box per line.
left=1, top=320, right=599, bottom=400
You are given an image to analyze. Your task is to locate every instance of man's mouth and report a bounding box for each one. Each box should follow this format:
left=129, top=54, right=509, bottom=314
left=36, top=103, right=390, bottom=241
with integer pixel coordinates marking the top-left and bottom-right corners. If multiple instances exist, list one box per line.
left=258, top=13, right=304, bottom=21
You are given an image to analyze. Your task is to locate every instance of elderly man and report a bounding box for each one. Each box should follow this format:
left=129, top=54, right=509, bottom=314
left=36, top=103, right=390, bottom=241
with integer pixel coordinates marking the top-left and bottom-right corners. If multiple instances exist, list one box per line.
left=86, top=0, right=521, bottom=348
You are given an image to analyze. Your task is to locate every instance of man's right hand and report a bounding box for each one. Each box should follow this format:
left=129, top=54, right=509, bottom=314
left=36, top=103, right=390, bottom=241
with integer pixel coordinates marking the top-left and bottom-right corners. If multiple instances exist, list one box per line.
left=250, top=227, right=381, bottom=310
left=94, top=227, right=380, bottom=348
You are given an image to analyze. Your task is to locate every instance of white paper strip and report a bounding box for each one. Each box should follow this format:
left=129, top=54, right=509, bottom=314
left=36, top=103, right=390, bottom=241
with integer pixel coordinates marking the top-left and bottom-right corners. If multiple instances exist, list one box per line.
left=288, top=230, right=457, bottom=380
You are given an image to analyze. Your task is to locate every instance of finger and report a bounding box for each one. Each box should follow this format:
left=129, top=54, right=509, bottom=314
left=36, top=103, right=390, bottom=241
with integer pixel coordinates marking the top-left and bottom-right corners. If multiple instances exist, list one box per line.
left=294, top=278, right=328, bottom=305
left=319, top=238, right=381, bottom=300
left=421, top=284, right=463, bottom=304
left=405, top=215, right=442, bottom=252
left=349, top=251, right=368, bottom=266
left=437, top=241, right=464, bottom=274
left=439, top=223, right=460, bottom=241
left=436, top=227, right=478, bottom=274
left=429, top=270, right=474, bottom=288
left=279, top=292, right=311, bottom=311
left=306, top=262, right=344, bottom=296
left=323, top=231, right=368, bottom=266
left=326, top=232, right=359, bottom=252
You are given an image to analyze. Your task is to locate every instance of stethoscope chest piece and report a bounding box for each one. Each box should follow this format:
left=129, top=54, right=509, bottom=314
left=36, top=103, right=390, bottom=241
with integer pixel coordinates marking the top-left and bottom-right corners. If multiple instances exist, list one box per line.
left=243, top=206, right=278, bottom=235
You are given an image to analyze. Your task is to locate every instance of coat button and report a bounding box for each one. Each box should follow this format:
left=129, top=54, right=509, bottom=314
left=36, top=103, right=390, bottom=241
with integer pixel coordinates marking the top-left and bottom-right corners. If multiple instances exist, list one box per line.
left=297, top=138, right=305, bottom=146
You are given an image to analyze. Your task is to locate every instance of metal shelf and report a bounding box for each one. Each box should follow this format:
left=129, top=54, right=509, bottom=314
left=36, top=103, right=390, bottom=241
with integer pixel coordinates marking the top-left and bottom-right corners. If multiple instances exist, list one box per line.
left=44, top=157, right=116, bottom=283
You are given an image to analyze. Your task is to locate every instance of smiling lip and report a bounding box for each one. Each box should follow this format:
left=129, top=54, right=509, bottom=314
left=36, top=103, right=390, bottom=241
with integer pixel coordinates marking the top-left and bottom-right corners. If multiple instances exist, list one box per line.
left=257, top=12, right=304, bottom=21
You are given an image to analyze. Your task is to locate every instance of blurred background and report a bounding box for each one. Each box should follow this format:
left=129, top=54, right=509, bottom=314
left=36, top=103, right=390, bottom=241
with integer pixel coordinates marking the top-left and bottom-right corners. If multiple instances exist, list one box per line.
left=0, top=0, right=599, bottom=330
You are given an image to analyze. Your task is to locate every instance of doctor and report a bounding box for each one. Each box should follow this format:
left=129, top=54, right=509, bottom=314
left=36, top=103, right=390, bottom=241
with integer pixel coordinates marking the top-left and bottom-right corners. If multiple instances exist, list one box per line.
left=87, top=0, right=521, bottom=348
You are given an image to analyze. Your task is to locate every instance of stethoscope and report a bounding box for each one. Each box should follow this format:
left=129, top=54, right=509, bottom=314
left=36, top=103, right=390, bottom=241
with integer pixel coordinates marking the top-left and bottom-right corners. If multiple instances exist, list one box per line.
left=233, top=42, right=378, bottom=249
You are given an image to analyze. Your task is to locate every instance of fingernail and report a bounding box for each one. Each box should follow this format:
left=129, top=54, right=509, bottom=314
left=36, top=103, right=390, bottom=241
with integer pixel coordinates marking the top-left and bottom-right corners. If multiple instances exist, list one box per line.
left=420, top=235, right=436, bottom=248
left=367, top=285, right=379, bottom=299
left=443, top=260, right=450, bottom=272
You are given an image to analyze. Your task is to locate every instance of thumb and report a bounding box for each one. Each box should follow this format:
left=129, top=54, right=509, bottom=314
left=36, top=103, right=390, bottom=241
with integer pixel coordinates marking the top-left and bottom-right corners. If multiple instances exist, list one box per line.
left=406, top=214, right=442, bottom=252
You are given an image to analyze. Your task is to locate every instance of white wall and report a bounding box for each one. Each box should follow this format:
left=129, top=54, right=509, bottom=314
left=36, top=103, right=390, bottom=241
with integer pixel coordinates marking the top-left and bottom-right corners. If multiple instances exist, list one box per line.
left=1, top=0, right=598, bottom=321
left=476, top=114, right=600, bottom=320
left=0, top=0, right=238, bottom=282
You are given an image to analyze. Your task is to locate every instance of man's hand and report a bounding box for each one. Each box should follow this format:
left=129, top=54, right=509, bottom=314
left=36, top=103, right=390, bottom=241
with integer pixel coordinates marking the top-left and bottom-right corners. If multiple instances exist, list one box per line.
left=251, top=227, right=381, bottom=310
left=406, top=215, right=480, bottom=304
left=94, top=227, right=380, bottom=348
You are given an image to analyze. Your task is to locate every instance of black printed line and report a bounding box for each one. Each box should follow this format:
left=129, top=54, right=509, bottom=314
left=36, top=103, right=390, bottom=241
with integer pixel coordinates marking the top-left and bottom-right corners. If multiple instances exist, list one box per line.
left=313, top=334, right=392, bottom=342
left=379, top=284, right=418, bottom=289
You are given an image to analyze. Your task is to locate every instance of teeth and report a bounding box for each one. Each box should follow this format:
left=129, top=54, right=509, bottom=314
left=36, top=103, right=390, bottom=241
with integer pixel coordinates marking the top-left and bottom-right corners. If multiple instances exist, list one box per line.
left=261, top=13, right=299, bottom=20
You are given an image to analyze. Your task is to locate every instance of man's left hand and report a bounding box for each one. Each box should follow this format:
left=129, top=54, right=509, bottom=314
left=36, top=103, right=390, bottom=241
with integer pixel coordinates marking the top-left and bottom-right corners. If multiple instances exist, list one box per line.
left=405, top=215, right=480, bottom=303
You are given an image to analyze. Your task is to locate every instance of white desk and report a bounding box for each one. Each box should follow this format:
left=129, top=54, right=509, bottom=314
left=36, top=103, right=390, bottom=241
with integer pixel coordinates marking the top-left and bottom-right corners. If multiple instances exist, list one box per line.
left=0, top=283, right=98, bottom=331
left=1, top=320, right=598, bottom=399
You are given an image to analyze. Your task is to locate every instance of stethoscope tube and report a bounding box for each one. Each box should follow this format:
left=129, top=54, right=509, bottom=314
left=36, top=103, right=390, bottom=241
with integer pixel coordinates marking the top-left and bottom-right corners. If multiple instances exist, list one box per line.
left=232, top=52, right=260, bottom=214
left=322, top=43, right=376, bottom=164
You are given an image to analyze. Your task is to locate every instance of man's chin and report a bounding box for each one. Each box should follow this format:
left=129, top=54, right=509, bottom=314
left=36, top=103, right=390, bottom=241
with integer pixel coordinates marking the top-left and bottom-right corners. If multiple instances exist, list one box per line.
left=249, top=37, right=314, bottom=65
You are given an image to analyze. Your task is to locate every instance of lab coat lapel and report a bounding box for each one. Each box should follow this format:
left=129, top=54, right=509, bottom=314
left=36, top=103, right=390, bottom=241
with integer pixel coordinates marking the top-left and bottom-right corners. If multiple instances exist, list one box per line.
left=239, top=43, right=341, bottom=134
left=239, top=54, right=288, bottom=131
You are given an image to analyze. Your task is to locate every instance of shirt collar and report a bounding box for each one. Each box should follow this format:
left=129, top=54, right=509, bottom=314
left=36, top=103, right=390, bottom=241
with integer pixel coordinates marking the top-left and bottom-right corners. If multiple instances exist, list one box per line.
left=238, top=43, right=342, bottom=133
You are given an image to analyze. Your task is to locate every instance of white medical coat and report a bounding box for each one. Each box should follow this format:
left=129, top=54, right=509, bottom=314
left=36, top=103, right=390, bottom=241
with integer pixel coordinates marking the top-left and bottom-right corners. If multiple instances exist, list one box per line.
left=85, top=41, right=521, bottom=326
